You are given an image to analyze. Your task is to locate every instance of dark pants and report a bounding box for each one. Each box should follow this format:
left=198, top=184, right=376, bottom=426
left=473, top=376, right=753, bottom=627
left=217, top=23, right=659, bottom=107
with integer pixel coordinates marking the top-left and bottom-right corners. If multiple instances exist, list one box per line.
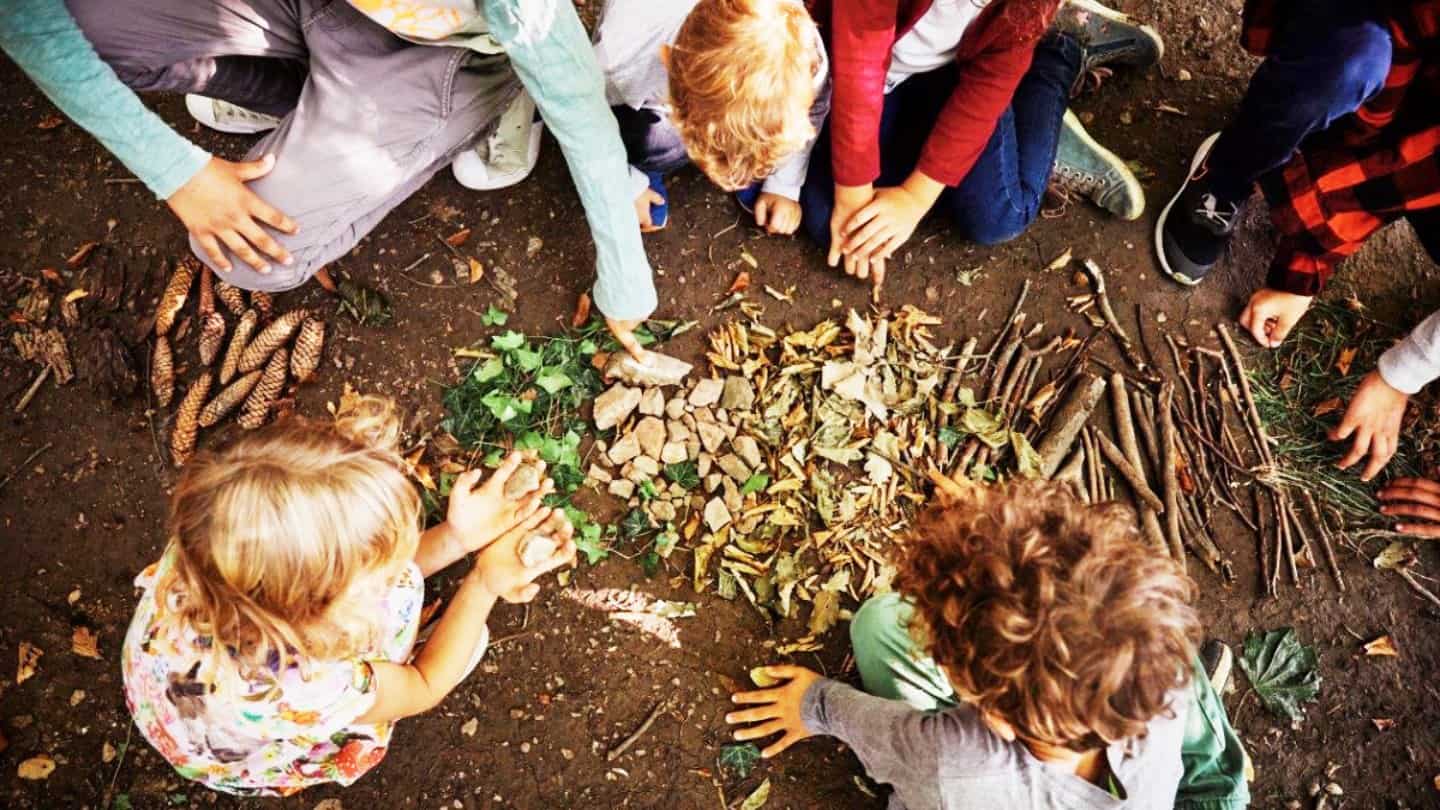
left=799, top=33, right=1080, bottom=248
left=1206, top=0, right=1393, bottom=203
left=611, top=105, right=689, bottom=175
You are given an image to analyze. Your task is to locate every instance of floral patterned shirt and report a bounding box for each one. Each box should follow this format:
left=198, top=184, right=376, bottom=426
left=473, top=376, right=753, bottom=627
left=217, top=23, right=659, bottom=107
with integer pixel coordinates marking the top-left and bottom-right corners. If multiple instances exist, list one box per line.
left=121, top=554, right=424, bottom=796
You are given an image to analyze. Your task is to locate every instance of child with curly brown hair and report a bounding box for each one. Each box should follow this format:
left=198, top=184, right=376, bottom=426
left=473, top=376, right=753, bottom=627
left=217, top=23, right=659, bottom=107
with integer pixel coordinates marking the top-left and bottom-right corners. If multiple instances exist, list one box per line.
left=727, top=479, right=1249, bottom=809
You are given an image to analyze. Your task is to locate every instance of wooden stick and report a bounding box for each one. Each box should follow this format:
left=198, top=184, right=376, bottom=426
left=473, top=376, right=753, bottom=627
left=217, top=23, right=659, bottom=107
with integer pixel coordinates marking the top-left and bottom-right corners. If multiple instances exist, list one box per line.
left=1092, top=430, right=1167, bottom=513
left=1132, top=389, right=1162, bottom=470
left=0, top=442, right=53, bottom=493
left=1158, top=383, right=1186, bottom=568
left=1398, top=569, right=1440, bottom=611
left=982, top=280, right=1031, bottom=375
left=1035, top=374, right=1107, bottom=478
left=14, top=366, right=50, bottom=413
left=1108, top=373, right=1170, bottom=555
left=607, top=698, right=671, bottom=762
left=1301, top=491, right=1346, bottom=592
left=1215, top=323, right=1275, bottom=465
left=1082, top=260, right=1150, bottom=375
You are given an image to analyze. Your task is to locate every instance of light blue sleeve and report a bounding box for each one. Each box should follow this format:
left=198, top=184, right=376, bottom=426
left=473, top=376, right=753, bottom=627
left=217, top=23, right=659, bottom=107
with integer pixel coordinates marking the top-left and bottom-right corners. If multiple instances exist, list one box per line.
left=481, top=0, right=658, bottom=322
left=0, top=0, right=210, bottom=200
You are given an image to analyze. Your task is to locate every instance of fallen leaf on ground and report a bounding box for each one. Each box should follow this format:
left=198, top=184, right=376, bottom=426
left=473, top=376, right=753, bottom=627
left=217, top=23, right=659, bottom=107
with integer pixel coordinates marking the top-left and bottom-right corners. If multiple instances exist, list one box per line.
left=1362, top=635, right=1398, bottom=657
left=37, top=114, right=64, bottom=130
left=572, top=292, right=592, bottom=328
left=1312, top=397, right=1343, bottom=417
left=718, top=743, right=762, bottom=779
left=749, top=667, right=781, bottom=687
left=466, top=257, right=484, bottom=284
left=1238, top=627, right=1320, bottom=723
left=66, top=241, right=100, bottom=268
left=1335, top=347, right=1358, bottom=375
left=102, top=742, right=116, bottom=763
left=445, top=227, right=472, bottom=247
left=72, top=626, right=101, bottom=659
left=17, top=641, right=41, bottom=684
left=739, top=778, right=771, bottom=810
left=739, top=250, right=758, bottom=269
left=17, top=755, right=55, bottom=780
left=1372, top=718, right=1395, bottom=731
left=63, top=288, right=88, bottom=304
left=728, top=271, right=751, bottom=294
left=1045, top=248, right=1073, bottom=271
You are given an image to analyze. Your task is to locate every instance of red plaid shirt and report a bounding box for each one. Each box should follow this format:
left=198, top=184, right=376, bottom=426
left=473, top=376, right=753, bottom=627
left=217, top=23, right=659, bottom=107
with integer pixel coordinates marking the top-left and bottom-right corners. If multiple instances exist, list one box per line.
left=1243, top=0, right=1440, bottom=295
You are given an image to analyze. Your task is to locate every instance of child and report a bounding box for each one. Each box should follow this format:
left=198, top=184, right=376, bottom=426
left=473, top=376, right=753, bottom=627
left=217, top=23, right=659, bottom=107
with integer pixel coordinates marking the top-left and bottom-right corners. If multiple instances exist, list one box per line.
left=728, top=479, right=1250, bottom=809
left=594, top=0, right=830, bottom=235
left=805, top=0, right=1162, bottom=292
left=2, top=0, right=657, bottom=358
left=1332, top=308, right=1440, bottom=481
left=1156, top=1, right=1440, bottom=350
left=122, top=398, right=575, bottom=795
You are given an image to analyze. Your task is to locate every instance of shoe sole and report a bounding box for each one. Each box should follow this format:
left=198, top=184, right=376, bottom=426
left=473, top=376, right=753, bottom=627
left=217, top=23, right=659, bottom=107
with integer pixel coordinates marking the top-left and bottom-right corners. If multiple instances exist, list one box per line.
left=1060, top=110, right=1146, bottom=220
left=1066, top=0, right=1166, bottom=64
left=184, top=95, right=278, bottom=135
left=1154, top=131, right=1221, bottom=286
left=1206, top=643, right=1234, bottom=694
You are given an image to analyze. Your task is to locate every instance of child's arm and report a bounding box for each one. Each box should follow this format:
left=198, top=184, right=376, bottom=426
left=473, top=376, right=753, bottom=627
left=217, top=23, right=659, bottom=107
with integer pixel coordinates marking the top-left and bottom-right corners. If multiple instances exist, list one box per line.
left=1330, top=310, right=1440, bottom=481
left=413, top=452, right=553, bottom=577
left=357, top=509, right=576, bottom=724
left=482, top=0, right=656, bottom=360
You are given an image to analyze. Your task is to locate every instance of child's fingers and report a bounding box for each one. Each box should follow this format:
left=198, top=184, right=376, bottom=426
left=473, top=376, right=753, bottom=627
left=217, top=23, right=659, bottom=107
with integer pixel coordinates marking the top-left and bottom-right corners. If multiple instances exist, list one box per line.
left=844, top=217, right=889, bottom=255
left=1396, top=521, right=1440, bottom=537
left=842, top=202, right=880, bottom=238
left=725, top=704, right=781, bottom=725
left=731, top=687, right=783, bottom=704
left=451, top=468, right=485, bottom=497
left=761, top=731, right=804, bottom=759
left=732, top=719, right=787, bottom=743
left=482, top=452, right=525, bottom=490
left=1335, top=429, right=1371, bottom=470
left=763, top=664, right=805, bottom=680
left=1380, top=501, right=1440, bottom=522
left=1380, top=478, right=1440, bottom=498
left=1361, top=437, right=1394, bottom=482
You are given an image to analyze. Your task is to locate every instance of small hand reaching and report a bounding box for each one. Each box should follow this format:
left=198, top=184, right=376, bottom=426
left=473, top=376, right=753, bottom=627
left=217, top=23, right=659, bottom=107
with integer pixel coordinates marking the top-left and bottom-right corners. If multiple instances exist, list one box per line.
left=634, top=187, right=665, bottom=233
left=1330, top=370, right=1408, bottom=481
left=470, top=507, right=577, bottom=603
left=754, top=193, right=801, bottom=236
left=168, top=155, right=298, bottom=274
left=446, top=451, right=552, bottom=554
left=725, top=665, right=822, bottom=758
left=1378, top=477, right=1440, bottom=536
left=1238, top=288, right=1313, bottom=348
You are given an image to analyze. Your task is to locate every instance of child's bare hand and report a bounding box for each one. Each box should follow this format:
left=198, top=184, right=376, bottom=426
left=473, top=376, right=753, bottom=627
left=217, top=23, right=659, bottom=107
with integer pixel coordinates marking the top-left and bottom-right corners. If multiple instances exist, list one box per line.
left=169, top=155, right=298, bottom=273
left=828, top=183, right=874, bottom=274
left=1378, top=477, right=1440, bottom=536
left=754, top=193, right=801, bottom=235
left=726, top=665, right=821, bottom=758
left=635, top=188, right=665, bottom=232
left=1238, top=288, right=1313, bottom=348
left=470, top=508, right=577, bottom=603
left=1331, top=370, right=1408, bottom=481
left=447, top=452, right=552, bottom=553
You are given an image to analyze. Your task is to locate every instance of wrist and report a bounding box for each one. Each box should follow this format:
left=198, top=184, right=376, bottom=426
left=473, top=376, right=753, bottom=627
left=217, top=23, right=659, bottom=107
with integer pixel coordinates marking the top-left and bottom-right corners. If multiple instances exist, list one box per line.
left=901, top=171, right=945, bottom=208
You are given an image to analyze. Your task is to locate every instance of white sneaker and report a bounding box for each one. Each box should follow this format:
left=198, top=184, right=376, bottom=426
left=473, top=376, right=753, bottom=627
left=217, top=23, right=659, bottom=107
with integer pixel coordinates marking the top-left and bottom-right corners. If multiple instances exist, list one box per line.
left=184, top=95, right=281, bottom=135
left=452, top=90, right=544, bottom=191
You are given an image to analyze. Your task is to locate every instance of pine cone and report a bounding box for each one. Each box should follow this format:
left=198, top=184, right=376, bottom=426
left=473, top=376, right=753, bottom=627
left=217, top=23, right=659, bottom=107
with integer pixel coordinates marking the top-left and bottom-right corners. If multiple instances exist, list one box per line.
left=198, top=312, right=226, bottom=366
left=219, top=309, right=259, bottom=384
left=155, top=258, right=197, bottom=337
left=290, top=318, right=325, bottom=383
left=151, top=335, right=174, bottom=407
left=239, top=348, right=288, bottom=430
left=200, top=369, right=262, bottom=427
left=198, top=267, right=215, bottom=316
left=171, top=371, right=213, bottom=467
left=214, top=280, right=247, bottom=316
left=238, top=309, right=306, bottom=373
left=251, top=290, right=274, bottom=321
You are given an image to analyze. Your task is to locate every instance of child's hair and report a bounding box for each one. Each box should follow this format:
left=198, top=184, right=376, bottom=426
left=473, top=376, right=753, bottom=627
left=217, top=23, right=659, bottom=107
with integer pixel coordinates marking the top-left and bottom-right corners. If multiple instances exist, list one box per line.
left=897, top=481, right=1200, bottom=752
left=667, top=0, right=820, bottom=190
left=163, top=396, right=421, bottom=675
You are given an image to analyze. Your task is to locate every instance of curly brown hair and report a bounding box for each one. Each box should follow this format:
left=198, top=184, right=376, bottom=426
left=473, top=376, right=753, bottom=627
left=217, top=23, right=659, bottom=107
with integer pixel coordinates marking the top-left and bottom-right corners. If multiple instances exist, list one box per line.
left=896, top=480, right=1200, bottom=752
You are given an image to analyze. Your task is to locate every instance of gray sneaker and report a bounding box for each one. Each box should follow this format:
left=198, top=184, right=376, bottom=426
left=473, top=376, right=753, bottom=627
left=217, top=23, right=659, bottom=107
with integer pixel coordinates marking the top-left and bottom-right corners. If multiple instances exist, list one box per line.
left=1052, top=109, right=1145, bottom=220
left=1201, top=639, right=1234, bottom=694
left=1055, top=0, right=1165, bottom=74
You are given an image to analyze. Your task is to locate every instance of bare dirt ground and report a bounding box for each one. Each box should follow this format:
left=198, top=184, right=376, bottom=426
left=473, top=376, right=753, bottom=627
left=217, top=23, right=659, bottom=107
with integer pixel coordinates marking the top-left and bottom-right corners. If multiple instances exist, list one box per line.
left=3, top=1, right=1440, bottom=808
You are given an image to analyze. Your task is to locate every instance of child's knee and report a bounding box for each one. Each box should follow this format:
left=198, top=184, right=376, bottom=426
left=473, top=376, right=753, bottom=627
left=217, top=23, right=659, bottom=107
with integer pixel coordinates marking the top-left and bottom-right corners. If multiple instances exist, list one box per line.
left=850, top=592, right=912, bottom=657
left=188, top=235, right=320, bottom=294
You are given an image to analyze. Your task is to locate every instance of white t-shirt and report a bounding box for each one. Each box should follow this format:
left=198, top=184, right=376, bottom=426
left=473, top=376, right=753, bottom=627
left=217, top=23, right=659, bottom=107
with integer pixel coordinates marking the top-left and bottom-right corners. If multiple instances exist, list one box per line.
left=885, top=0, right=985, bottom=93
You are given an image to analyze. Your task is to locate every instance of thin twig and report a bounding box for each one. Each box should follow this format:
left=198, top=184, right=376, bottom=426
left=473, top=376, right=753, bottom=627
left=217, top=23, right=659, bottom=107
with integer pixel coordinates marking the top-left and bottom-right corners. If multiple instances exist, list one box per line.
left=607, top=698, right=671, bottom=762
left=14, top=366, right=50, bottom=413
left=0, top=442, right=53, bottom=492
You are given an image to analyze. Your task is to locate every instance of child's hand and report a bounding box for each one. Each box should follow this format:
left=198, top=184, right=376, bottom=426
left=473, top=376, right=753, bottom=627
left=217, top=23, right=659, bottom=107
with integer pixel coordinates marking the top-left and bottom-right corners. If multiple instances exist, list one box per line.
left=635, top=187, right=665, bottom=233
left=754, top=193, right=801, bottom=236
left=469, top=508, right=577, bottom=603
left=1331, top=370, right=1408, bottom=481
left=828, top=183, right=876, bottom=279
left=447, top=452, right=552, bottom=553
left=726, top=665, right=821, bottom=758
left=1378, top=477, right=1440, bottom=536
left=1238, top=288, right=1313, bottom=348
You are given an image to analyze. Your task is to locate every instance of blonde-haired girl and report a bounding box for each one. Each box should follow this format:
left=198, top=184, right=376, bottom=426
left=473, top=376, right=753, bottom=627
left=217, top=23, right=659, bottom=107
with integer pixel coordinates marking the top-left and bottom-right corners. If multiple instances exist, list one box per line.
left=121, top=397, right=575, bottom=795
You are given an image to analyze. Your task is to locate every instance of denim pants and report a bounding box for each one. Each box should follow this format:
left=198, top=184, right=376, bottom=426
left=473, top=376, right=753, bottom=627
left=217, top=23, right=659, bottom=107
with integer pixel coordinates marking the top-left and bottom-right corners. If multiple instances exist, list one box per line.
left=1206, top=0, right=1393, bottom=203
left=611, top=104, right=689, bottom=175
left=800, top=32, right=1080, bottom=248
left=849, top=593, right=1251, bottom=810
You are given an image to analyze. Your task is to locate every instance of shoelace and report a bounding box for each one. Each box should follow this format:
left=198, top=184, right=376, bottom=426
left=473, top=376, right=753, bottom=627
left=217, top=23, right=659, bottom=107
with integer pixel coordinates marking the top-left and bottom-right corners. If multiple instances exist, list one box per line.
left=1192, top=193, right=1238, bottom=230
left=1054, top=164, right=1103, bottom=195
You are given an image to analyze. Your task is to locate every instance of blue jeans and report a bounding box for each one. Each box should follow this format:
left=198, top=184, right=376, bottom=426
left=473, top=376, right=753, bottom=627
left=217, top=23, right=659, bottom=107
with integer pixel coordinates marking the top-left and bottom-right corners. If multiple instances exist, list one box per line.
left=1206, top=0, right=1393, bottom=203
left=611, top=104, right=689, bottom=174
left=800, top=32, right=1080, bottom=248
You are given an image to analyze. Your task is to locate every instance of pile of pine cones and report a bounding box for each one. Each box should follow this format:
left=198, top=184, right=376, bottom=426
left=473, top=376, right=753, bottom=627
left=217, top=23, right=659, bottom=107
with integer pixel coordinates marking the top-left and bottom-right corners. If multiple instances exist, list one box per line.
left=150, top=258, right=326, bottom=467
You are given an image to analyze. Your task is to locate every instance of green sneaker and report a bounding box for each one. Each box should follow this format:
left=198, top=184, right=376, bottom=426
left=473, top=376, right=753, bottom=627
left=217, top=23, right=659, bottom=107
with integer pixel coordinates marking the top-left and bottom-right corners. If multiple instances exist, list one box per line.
left=1055, top=0, right=1165, bottom=74
left=1052, top=109, right=1145, bottom=220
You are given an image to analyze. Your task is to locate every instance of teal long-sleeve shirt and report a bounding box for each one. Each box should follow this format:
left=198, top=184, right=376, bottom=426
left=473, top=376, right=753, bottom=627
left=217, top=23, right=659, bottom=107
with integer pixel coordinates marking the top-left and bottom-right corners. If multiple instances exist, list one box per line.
left=0, top=0, right=211, bottom=200
left=1, top=0, right=656, bottom=321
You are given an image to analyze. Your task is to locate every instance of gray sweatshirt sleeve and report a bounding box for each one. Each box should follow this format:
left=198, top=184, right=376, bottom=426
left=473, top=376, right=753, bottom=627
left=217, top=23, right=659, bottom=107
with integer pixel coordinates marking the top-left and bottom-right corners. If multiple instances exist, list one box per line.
left=1378, top=310, right=1440, bottom=395
left=801, top=678, right=949, bottom=810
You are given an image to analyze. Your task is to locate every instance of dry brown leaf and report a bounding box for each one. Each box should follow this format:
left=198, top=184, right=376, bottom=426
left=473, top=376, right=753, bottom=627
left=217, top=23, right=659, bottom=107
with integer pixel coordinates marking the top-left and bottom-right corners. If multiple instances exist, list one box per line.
left=591, top=351, right=611, bottom=371
left=17, top=641, right=41, bottom=684
left=1362, top=634, right=1398, bottom=657
left=36, top=114, right=64, bottom=130
left=1372, top=717, right=1395, bottom=731
left=1336, top=347, right=1358, bottom=376
left=72, top=626, right=101, bottom=659
left=445, top=227, right=472, bottom=247
left=572, top=292, right=592, bottom=328
left=66, top=241, right=100, bottom=268
left=17, top=754, right=55, bottom=780
left=101, top=741, right=116, bottom=764
left=466, top=257, right=484, bottom=284
left=1313, top=397, right=1344, bottom=417
left=728, top=271, right=751, bottom=294
left=1045, top=248, right=1073, bottom=272
left=40, top=267, right=64, bottom=286
left=63, top=288, right=89, bottom=304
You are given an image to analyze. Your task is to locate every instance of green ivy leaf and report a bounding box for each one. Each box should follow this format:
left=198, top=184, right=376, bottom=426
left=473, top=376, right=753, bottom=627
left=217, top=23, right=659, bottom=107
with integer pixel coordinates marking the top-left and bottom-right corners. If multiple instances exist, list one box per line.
left=480, top=305, right=509, bottom=327
left=620, top=508, right=652, bottom=539
left=512, top=347, right=543, bottom=371
left=663, top=460, right=700, bottom=490
left=740, top=473, right=770, bottom=496
left=575, top=521, right=608, bottom=564
left=491, top=330, right=526, bottom=351
left=473, top=357, right=505, bottom=383
left=938, top=426, right=962, bottom=448
left=1238, top=627, right=1321, bottom=723
left=535, top=367, right=573, bottom=394
left=718, top=742, right=762, bottom=778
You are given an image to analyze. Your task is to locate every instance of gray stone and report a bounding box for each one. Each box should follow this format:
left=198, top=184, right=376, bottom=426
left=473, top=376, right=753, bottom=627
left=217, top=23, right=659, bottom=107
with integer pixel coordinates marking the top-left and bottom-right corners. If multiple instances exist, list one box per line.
left=630, top=455, right=660, bottom=480
left=660, top=441, right=689, bottom=464
left=665, top=397, right=687, bottom=419
left=593, top=383, right=641, bottom=430
left=704, top=497, right=733, bottom=532
left=723, top=477, right=743, bottom=512
left=634, top=416, right=666, bottom=460
left=697, top=453, right=713, bottom=478
left=696, top=421, right=728, bottom=454
left=733, top=435, right=763, bottom=470
left=666, top=420, right=691, bottom=443
left=716, top=453, right=751, bottom=482
left=605, top=351, right=693, bottom=387
left=608, top=479, right=635, bottom=499
left=587, top=464, right=613, bottom=484
left=689, top=378, right=724, bottom=407
left=607, top=432, right=641, bottom=465
left=638, top=387, right=665, bottom=417
left=649, top=500, right=678, bottom=523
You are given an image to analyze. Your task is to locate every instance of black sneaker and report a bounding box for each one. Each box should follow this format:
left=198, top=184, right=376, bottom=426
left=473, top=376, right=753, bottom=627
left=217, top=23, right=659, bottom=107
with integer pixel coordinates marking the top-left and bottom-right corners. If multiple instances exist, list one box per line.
left=1055, top=0, right=1165, bottom=74
left=1156, top=133, right=1246, bottom=286
left=1200, top=639, right=1234, bottom=694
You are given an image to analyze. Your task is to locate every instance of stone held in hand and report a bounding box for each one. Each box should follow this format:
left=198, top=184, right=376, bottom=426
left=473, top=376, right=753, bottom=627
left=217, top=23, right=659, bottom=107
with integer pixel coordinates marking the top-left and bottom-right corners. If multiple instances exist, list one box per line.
left=593, top=383, right=642, bottom=431
left=503, top=460, right=545, bottom=500
left=518, top=534, right=559, bottom=568
left=605, top=351, right=694, bottom=387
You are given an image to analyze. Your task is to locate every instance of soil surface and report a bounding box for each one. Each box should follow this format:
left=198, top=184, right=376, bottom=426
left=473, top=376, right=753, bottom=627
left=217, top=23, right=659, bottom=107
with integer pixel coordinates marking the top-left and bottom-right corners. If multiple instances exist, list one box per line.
left=3, top=1, right=1440, bottom=808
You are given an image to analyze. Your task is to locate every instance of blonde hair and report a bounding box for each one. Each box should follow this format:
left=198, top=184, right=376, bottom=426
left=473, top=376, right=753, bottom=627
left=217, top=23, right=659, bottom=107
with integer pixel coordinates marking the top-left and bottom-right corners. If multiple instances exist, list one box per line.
left=668, top=0, right=820, bottom=190
left=163, top=396, right=420, bottom=676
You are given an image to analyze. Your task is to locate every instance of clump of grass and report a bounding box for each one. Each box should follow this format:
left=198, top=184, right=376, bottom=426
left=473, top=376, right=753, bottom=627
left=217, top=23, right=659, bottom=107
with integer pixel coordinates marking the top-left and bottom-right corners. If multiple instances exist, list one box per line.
left=1251, top=301, right=1435, bottom=528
